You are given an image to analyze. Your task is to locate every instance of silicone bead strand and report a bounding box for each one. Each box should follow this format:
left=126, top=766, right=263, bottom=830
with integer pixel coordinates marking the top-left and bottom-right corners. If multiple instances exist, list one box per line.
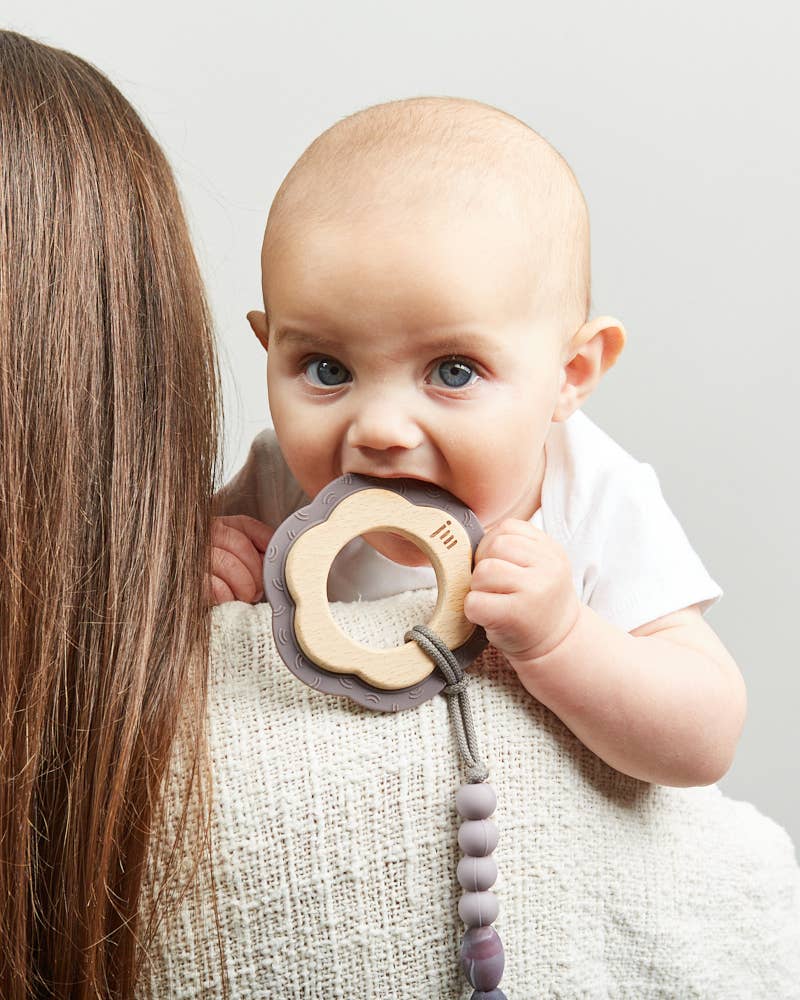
left=455, top=782, right=506, bottom=993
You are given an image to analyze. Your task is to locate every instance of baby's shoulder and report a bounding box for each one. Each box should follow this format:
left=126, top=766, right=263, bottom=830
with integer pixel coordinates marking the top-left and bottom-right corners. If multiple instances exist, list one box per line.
left=247, top=426, right=284, bottom=465
left=544, top=411, right=658, bottom=540
left=552, top=409, right=642, bottom=477
left=218, top=427, right=306, bottom=525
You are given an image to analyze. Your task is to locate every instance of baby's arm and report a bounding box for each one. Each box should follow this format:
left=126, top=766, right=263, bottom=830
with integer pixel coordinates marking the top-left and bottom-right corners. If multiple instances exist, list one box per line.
left=464, top=520, right=746, bottom=787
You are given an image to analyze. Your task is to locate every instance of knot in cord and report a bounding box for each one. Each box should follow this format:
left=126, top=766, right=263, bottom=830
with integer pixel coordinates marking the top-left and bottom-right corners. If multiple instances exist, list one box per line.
left=443, top=677, right=469, bottom=697
left=405, top=624, right=489, bottom=783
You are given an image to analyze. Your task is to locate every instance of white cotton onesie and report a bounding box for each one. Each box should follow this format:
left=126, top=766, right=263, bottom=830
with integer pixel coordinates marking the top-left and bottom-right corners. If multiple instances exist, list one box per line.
left=213, top=410, right=721, bottom=633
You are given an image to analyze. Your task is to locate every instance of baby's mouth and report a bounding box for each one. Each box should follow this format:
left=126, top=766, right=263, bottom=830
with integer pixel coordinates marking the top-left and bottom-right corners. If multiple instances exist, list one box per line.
left=343, top=468, right=436, bottom=487
left=339, top=469, right=472, bottom=516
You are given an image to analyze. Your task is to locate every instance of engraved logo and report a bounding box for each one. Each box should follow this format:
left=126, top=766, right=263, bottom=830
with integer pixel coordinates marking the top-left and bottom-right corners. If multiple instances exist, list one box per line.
left=429, top=518, right=458, bottom=549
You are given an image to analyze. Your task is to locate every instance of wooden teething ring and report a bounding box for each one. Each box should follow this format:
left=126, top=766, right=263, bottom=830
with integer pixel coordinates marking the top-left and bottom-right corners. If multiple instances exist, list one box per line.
left=262, top=474, right=488, bottom=712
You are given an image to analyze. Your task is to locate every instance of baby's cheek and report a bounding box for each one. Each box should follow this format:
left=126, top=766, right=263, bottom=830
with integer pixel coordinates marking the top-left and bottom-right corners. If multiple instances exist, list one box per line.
left=274, top=427, right=327, bottom=493
left=458, top=452, right=509, bottom=509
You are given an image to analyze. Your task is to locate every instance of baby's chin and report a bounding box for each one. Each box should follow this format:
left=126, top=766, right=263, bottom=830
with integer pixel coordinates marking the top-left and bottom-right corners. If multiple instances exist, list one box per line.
left=361, top=529, right=434, bottom=568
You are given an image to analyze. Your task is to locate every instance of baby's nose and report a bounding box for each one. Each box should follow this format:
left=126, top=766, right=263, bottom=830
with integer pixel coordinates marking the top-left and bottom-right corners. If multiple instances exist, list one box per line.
left=346, top=397, right=424, bottom=452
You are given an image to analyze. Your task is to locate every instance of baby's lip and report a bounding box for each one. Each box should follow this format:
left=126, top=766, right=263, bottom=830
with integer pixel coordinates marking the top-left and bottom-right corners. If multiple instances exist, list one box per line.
left=344, top=469, right=437, bottom=486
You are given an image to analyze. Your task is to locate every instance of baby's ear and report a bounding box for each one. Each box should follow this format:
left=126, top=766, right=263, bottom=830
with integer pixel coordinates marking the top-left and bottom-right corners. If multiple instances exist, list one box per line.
left=247, top=310, right=269, bottom=351
left=553, top=316, right=626, bottom=422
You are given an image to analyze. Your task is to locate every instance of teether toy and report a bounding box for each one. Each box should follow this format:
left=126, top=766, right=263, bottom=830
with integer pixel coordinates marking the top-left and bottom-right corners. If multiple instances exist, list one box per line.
left=263, top=474, right=509, bottom=998
left=263, top=473, right=486, bottom=708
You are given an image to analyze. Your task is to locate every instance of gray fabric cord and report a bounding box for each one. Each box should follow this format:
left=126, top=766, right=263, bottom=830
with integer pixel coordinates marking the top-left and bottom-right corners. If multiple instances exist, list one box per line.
left=405, top=624, right=489, bottom=783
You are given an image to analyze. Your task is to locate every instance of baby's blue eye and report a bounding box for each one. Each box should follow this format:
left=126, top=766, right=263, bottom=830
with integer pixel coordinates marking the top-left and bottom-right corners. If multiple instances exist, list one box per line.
left=430, top=357, right=478, bottom=389
left=305, top=357, right=351, bottom=387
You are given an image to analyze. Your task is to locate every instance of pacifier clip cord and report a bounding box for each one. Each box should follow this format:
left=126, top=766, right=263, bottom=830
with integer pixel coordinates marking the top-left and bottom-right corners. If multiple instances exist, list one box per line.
left=407, top=625, right=507, bottom=1000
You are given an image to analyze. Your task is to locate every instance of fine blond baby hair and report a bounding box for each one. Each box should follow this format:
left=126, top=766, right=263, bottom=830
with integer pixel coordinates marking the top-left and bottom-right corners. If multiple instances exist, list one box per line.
left=263, top=96, right=591, bottom=338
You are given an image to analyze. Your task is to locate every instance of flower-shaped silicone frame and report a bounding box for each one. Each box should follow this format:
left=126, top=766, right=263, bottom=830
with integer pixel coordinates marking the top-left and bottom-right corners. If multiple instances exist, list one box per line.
left=262, top=475, right=488, bottom=712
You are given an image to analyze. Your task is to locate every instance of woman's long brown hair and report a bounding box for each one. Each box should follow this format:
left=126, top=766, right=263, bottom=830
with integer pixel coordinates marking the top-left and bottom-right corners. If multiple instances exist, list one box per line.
left=0, top=31, right=223, bottom=998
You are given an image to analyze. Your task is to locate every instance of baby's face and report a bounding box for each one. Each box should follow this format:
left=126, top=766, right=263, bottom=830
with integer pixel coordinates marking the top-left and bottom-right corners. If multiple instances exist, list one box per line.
left=262, top=201, right=567, bottom=566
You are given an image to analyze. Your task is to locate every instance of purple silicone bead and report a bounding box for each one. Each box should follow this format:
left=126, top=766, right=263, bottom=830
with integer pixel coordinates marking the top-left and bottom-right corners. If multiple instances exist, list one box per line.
left=457, top=855, right=498, bottom=892
left=460, top=925, right=505, bottom=991
left=459, top=890, right=500, bottom=927
left=458, top=819, right=499, bottom=856
left=455, top=782, right=496, bottom=820
left=470, top=992, right=508, bottom=1000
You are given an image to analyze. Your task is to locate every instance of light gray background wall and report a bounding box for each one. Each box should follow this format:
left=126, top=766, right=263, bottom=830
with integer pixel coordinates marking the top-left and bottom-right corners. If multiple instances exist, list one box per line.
left=4, top=1, right=797, bottom=846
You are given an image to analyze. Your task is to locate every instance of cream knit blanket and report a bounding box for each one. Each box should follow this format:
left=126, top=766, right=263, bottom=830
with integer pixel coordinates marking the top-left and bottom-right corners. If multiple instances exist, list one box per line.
left=140, top=593, right=800, bottom=999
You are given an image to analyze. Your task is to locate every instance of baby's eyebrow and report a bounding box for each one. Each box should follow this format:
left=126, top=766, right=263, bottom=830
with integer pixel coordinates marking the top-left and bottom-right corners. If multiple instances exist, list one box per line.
left=271, top=327, right=343, bottom=351
left=273, top=325, right=495, bottom=357
left=416, top=333, right=496, bottom=356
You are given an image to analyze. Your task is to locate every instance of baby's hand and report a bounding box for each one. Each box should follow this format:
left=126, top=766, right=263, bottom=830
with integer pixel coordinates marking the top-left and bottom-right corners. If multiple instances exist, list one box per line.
left=463, top=519, right=580, bottom=666
left=208, top=515, right=273, bottom=606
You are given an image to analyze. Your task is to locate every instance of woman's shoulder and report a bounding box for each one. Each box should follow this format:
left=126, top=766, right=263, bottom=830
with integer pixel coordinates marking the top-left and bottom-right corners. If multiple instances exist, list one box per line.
left=143, top=596, right=800, bottom=998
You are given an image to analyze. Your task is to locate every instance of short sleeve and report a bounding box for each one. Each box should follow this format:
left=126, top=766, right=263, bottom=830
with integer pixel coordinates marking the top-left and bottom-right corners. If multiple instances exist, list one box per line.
left=574, top=462, right=722, bottom=633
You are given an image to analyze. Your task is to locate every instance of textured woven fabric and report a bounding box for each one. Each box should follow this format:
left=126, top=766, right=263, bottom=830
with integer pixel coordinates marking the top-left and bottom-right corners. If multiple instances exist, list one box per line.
left=139, top=594, right=800, bottom=999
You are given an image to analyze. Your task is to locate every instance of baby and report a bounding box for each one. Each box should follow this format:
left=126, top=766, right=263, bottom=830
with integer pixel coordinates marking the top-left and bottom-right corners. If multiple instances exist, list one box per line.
left=212, top=97, right=746, bottom=788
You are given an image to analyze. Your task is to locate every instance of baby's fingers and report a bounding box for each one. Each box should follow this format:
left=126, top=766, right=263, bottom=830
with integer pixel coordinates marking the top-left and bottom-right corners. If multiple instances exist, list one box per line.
left=463, top=591, right=528, bottom=654
left=475, top=522, right=542, bottom=568
left=210, top=542, right=263, bottom=604
left=216, top=514, right=273, bottom=554
left=212, top=519, right=265, bottom=592
left=470, top=557, right=528, bottom=594
left=208, top=574, right=235, bottom=606
left=464, top=586, right=518, bottom=623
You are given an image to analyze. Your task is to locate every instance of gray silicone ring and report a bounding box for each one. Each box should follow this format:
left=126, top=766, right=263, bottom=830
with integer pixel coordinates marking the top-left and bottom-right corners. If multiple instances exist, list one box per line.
left=262, top=474, right=488, bottom=712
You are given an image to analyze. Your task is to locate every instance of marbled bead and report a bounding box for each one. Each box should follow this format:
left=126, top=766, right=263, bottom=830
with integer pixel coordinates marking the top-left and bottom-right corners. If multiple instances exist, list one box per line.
left=455, top=782, right=496, bottom=820
left=461, top=925, right=505, bottom=991
left=470, top=991, right=508, bottom=1000
left=459, top=890, right=500, bottom=927
left=457, top=855, right=497, bottom=892
left=458, top=818, right=499, bottom=856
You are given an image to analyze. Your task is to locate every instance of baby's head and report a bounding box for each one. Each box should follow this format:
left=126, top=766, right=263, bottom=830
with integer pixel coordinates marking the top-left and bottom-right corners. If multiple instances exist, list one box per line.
left=249, top=97, right=624, bottom=565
